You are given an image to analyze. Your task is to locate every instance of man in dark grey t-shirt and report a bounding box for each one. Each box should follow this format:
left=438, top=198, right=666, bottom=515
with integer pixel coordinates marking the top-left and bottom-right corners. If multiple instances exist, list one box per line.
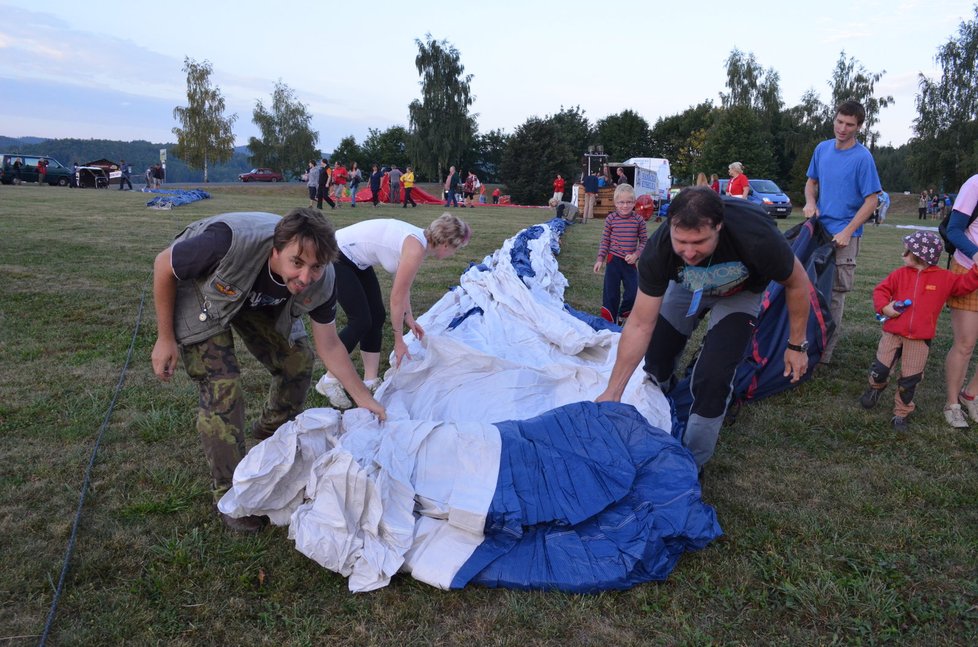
left=596, top=187, right=813, bottom=468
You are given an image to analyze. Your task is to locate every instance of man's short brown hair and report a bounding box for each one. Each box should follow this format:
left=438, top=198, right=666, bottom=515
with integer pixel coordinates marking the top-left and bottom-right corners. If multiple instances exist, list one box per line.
left=274, top=208, right=338, bottom=264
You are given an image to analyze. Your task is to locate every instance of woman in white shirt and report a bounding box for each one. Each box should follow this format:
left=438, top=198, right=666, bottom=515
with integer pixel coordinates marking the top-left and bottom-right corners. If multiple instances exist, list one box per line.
left=316, top=213, right=471, bottom=408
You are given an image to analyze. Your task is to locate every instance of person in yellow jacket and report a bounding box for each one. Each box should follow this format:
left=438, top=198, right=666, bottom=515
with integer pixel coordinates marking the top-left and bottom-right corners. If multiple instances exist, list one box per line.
left=402, top=166, right=417, bottom=208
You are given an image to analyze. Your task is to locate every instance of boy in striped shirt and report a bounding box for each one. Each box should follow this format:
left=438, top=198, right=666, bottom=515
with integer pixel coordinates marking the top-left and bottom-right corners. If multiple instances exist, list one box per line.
left=594, top=183, right=648, bottom=324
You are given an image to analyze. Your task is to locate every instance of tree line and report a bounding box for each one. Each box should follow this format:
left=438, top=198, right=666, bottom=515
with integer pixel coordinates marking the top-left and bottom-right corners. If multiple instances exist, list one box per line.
left=11, top=9, right=976, bottom=198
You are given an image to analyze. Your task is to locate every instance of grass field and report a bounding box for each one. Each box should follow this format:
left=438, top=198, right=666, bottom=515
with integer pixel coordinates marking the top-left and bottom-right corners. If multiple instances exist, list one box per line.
left=1, top=183, right=976, bottom=646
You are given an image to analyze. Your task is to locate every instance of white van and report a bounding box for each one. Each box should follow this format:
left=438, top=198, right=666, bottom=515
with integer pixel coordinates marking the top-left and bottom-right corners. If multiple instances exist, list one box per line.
left=623, top=157, right=671, bottom=200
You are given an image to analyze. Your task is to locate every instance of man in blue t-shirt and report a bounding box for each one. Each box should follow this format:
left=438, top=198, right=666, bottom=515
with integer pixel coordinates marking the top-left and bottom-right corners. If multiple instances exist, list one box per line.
left=804, top=100, right=882, bottom=364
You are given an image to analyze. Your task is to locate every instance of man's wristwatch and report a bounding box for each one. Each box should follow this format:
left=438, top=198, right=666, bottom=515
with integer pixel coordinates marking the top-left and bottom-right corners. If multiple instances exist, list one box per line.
left=786, top=339, right=809, bottom=352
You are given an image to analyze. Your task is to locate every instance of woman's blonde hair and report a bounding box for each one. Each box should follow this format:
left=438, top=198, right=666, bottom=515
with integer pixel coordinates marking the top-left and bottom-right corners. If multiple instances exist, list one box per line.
left=425, top=213, right=472, bottom=249
left=728, top=161, right=744, bottom=173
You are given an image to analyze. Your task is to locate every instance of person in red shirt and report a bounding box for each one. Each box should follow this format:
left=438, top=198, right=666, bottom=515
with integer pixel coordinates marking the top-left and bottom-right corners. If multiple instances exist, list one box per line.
left=860, top=231, right=978, bottom=431
left=726, top=162, right=749, bottom=199
left=331, top=162, right=348, bottom=206
left=552, top=174, right=565, bottom=202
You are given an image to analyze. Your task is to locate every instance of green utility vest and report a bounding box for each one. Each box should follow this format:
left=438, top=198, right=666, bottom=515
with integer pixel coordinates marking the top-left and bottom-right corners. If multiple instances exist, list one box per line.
left=171, top=212, right=335, bottom=346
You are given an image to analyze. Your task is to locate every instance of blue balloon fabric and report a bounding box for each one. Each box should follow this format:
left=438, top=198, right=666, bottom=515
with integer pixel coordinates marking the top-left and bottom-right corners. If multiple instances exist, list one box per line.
left=451, top=402, right=722, bottom=593
left=145, top=188, right=211, bottom=209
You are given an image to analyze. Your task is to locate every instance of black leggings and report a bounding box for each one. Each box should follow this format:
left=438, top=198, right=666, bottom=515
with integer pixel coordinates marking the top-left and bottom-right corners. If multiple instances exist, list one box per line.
left=645, top=310, right=756, bottom=419
left=334, top=255, right=386, bottom=353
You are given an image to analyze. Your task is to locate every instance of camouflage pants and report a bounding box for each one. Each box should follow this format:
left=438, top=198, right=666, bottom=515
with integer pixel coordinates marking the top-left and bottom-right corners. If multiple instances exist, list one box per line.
left=181, top=309, right=314, bottom=500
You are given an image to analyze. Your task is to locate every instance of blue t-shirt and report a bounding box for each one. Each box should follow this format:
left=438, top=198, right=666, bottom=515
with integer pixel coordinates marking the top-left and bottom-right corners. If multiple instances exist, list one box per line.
left=806, top=139, right=881, bottom=237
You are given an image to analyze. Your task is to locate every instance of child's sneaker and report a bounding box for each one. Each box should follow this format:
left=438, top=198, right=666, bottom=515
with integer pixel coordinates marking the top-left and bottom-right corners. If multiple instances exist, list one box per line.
left=315, top=375, right=353, bottom=409
left=891, top=416, right=909, bottom=432
left=859, top=387, right=883, bottom=409
left=958, top=391, right=978, bottom=422
left=943, top=404, right=969, bottom=429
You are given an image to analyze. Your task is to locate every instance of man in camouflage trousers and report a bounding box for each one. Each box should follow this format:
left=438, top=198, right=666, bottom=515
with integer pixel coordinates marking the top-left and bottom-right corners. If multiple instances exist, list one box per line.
left=151, top=208, right=386, bottom=532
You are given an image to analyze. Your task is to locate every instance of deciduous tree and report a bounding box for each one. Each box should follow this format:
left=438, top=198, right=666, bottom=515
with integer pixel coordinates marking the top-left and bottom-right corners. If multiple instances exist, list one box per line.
left=721, top=49, right=783, bottom=119
left=360, top=126, right=411, bottom=170
left=829, top=51, right=893, bottom=150
left=459, top=129, right=509, bottom=183
left=700, top=106, right=776, bottom=182
left=500, top=117, right=574, bottom=205
left=171, top=57, right=236, bottom=183
left=550, top=106, right=593, bottom=164
left=331, top=136, right=363, bottom=167
left=407, top=34, right=475, bottom=181
left=912, top=6, right=978, bottom=189
left=594, top=109, right=652, bottom=162
left=649, top=102, right=718, bottom=182
left=249, top=81, right=318, bottom=180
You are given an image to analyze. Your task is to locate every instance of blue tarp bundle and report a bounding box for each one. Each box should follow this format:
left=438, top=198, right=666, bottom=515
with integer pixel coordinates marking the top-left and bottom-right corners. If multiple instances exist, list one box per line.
left=145, top=188, right=211, bottom=209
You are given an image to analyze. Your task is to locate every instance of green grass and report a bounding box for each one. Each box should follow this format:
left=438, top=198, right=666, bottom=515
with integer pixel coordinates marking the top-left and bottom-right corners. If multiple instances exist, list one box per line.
left=1, top=184, right=977, bottom=645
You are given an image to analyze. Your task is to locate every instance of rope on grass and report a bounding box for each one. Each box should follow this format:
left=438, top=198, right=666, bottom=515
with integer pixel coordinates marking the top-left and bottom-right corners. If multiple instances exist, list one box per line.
left=38, top=274, right=150, bottom=647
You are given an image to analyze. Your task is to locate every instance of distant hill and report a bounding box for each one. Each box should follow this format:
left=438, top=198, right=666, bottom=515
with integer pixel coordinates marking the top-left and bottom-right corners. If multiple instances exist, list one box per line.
left=0, top=136, right=258, bottom=183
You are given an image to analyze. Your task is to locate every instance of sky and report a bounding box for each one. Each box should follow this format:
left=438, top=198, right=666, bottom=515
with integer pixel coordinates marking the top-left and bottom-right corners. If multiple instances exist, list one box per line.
left=0, top=0, right=974, bottom=154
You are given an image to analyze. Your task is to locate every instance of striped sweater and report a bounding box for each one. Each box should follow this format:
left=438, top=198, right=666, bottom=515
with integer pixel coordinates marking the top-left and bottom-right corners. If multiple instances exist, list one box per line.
left=596, top=211, right=648, bottom=262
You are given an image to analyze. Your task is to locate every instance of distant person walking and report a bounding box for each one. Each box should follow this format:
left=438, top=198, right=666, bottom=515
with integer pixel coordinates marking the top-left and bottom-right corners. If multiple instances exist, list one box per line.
left=118, top=159, right=133, bottom=190
left=444, top=166, right=460, bottom=208
left=388, top=166, right=402, bottom=204
left=306, top=160, right=321, bottom=208
left=331, top=162, right=348, bottom=206
left=463, top=171, right=477, bottom=208
left=37, top=158, right=48, bottom=185
left=369, top=164, right=382, bottom=207
left=317, top=158, right=335, bottom=210
left=401, top=166, right=417, bottom=208
left=875, top=190, right=890, bottom=225
left=348, top=162, right=362, bottom=208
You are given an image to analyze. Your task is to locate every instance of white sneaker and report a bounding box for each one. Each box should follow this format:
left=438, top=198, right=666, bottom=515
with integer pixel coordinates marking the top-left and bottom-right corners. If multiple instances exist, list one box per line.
left=363, top=378, right=383, bottom=395
left=958, top=392, right=978, bottom=422
left=943, top=404, right=969, bottom=429
left=315, top=376, right=352, bottom=409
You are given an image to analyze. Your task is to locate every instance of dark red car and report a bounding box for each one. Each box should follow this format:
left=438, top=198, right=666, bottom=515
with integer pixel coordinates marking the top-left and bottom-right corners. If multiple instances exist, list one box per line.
left=239, top=167, right=283, bottom=182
